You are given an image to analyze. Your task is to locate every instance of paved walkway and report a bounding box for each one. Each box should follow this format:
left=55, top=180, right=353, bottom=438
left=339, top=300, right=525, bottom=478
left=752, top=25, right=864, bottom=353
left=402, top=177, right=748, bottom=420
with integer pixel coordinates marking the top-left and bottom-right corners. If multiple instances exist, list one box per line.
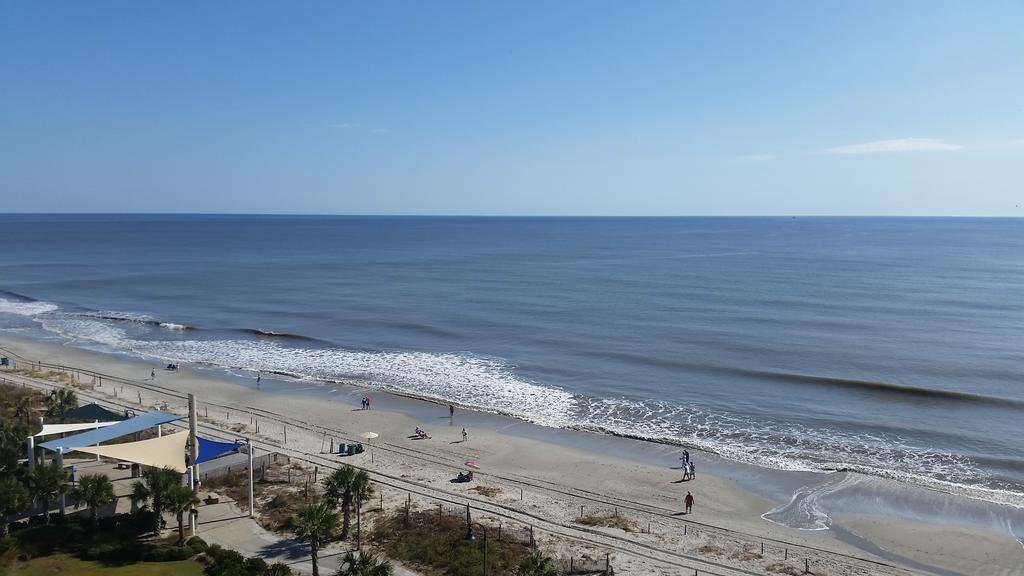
left=197, top=493, right=420, bottom=575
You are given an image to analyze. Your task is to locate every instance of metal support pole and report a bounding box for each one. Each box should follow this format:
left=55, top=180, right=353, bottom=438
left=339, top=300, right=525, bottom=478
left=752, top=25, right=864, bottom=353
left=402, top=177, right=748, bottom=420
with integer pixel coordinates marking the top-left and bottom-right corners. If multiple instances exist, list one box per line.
left=188, top=466, right=197, bottom=536
left=26, top=436, right=35, bottom=472
left=248, top=440, right=255, bottom=518
left=57, top=448, right=66, bottom=516
left=188, top=394, right=199, bottom=483
left=158, top=424, right=162, bottom=437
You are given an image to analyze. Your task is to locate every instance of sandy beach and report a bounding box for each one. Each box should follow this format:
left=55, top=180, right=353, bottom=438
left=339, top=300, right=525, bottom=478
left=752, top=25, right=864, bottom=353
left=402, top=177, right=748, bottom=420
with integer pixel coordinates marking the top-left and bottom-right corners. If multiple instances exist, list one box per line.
left=1, top=334, right=1021, bottom=576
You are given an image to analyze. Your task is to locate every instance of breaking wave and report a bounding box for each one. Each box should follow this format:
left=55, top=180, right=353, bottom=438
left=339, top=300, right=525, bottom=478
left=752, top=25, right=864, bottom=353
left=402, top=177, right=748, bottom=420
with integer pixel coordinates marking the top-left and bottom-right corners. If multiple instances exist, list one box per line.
left=0, top=297, right=59, bottom=316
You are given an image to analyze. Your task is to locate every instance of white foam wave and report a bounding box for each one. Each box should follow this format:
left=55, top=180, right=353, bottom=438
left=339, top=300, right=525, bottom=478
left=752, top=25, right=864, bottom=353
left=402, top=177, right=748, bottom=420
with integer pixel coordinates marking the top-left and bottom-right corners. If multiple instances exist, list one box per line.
left=762, top=473, right=860, bottom=530
left=159, top=323, right=188, bottom=331
left=34, top=315, right=575, bottom=428
left=39, top=317, right=130, bottom=348
left=0, top=298, right=58, bottom=316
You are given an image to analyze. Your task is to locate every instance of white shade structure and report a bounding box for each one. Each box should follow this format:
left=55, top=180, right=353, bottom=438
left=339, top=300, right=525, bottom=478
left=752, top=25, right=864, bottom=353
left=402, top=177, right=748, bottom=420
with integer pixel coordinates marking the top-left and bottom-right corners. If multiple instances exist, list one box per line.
left=35, top=421, right=118, bottom=437
left=73, top=430, right=189, bottom=473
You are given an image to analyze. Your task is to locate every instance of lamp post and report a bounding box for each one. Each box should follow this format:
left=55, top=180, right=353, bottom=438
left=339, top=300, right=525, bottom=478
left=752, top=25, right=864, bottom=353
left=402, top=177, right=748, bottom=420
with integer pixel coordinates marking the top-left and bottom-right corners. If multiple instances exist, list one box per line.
left=466, top=522, right=488, bottom=576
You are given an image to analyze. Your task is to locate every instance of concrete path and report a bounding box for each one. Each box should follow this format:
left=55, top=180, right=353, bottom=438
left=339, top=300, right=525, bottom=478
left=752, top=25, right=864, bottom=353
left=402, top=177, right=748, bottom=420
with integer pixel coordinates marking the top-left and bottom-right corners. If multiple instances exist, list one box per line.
left=196, top=493, right=420, bottom=575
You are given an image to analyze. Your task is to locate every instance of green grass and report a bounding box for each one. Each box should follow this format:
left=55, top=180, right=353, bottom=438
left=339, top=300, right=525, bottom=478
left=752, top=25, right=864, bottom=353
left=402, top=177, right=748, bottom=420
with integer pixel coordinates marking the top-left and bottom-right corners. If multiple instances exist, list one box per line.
left=4, top=554, right=203, bottom=576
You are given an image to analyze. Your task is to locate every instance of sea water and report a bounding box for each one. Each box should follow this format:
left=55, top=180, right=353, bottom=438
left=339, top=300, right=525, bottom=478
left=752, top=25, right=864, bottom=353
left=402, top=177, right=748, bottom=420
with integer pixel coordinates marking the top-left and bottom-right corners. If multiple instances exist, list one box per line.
left=1, top=214, right=1021, bottom=507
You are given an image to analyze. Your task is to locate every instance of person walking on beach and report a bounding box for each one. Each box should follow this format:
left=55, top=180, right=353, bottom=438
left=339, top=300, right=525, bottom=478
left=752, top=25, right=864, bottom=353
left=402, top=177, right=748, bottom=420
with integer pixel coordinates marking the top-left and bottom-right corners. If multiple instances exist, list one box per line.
left=256, top=373, right=261, bottom=385
left=689, top=461, right=696, bottom=479
left=366, top=396, right=371, bottom=410
left=449, top=404, right=455, bottom=418
left=151, top=368, right=155, bottom=379
left=684, top=491, right=694, bottom=514
left=683, top=449, right=689, bottom=466
left=462, top=427, right=468, bottom=442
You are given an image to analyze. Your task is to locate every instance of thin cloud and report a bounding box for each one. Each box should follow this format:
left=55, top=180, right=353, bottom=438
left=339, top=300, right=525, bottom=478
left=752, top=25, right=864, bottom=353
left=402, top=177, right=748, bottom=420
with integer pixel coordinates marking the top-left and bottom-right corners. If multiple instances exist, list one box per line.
left=330, top=123, right=356, bottom=129
left=825, top=138, right=963, bottom=155
left=740, top=154, right=776, bottom=161
left=372, top=128, right=391, bottom=134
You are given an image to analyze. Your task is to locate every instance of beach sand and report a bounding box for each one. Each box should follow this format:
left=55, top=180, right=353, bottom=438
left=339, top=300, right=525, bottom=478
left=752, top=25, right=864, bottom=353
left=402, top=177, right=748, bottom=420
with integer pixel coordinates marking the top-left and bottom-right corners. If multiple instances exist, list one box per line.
left=2, top=334, right=1021, bottom=575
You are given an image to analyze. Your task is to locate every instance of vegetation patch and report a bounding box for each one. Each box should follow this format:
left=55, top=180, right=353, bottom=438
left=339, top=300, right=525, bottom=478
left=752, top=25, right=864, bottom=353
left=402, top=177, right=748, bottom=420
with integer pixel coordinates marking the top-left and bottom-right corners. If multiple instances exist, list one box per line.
left=372, top=510, right=536, bottom=576
left=202, top=462, right=317, bottom=535
left=468, top=485, right=501, bottom=498
left=765, top=562, right=805, bottom=575
left=575, top=513, right=637, bottom=533
left=3, top=553, right=203, bottom=576
left=697, top=543, right=725, bottom=556
left=730, top=545, right=763, bottom=561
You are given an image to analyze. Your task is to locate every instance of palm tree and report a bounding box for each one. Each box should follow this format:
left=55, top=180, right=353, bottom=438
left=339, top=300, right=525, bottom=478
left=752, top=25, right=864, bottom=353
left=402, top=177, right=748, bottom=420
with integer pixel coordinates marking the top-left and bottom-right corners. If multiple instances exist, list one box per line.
left=516, top=551, right=561, bottom=576
left=322, top=465, right=373, bottom=540
left=165, top=483, right=199, bottom=544
left=294, top=500, right=340, bottom=576
left=0, top=422, right=29, bottom=479
left=335, top=551, right=393, bottom=576
left=30, top=462, right=68, bottom=524
left=131, top=466, right=182, bottom=534
left=14, top=394, right=36, bottom=429
left=0, top=476, right=30, bottom=536
left=71, top=474, right=117, bottom=526
left=46, top=388, right=77, bottom=418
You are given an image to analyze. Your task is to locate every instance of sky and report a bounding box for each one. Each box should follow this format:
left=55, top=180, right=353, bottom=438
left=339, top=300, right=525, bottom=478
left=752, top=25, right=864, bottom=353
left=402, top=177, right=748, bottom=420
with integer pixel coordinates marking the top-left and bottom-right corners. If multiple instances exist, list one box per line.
left=1, top=1, right=1022, bottom=216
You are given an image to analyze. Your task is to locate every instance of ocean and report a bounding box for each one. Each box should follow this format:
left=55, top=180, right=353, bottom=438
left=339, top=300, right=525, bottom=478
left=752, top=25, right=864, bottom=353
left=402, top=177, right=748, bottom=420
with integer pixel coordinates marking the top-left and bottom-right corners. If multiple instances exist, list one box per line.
left=1, top=214, right=1022, bottom=507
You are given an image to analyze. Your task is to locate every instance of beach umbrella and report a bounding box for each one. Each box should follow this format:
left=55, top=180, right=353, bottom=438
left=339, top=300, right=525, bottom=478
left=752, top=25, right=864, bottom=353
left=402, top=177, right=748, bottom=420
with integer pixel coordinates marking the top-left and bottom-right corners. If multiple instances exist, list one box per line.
left=465, top=460, right=480, bottom=469
left=360, top=432, right=379, bottom=440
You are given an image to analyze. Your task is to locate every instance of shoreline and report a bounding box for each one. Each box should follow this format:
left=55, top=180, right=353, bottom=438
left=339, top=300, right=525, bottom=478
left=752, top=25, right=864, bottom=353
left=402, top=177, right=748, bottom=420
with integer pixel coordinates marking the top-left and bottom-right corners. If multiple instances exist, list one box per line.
left=4, top=293, right=1021, bottom=510
left=2, top=333, right=1023, bottom=574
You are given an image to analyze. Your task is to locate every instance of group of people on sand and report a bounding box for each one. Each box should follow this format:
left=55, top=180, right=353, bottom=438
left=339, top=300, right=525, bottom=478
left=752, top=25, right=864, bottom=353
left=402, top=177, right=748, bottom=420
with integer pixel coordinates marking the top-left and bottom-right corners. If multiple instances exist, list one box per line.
left=680, top=449, right=696, bottom=480
left=414, top=426, right=430, bottom=439
left=680, top=449, right=696, bottom=514
left=361, top=396, right=372, bottom=410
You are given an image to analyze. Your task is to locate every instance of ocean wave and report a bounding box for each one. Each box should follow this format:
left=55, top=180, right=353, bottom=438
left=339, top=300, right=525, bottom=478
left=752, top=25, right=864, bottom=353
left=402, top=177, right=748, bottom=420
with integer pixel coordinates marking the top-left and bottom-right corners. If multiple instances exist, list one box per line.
left=79, top=311, right=193, bottom=330
left=737, top=368, right=1024, bottom=408
left=22, top=312, right=1024, bottom=509
left=159, top=322, right=190, bottom=331
left=0, top=297, right=59, bottom=316
left=238, top=328, right=320, bottom=342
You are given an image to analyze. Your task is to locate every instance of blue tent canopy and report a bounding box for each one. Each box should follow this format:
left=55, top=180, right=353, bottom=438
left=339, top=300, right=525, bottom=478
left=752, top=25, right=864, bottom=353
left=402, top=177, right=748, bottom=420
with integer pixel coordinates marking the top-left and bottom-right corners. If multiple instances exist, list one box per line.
left=38, top=411, right=182, bottom=453
left=196, top=436, right=244, bottom=464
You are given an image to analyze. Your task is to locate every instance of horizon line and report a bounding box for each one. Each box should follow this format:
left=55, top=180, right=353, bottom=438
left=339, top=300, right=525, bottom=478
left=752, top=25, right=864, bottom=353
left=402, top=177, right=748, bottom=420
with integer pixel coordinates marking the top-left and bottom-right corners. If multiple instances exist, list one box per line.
left=0, top=212, right=1022, bottom=219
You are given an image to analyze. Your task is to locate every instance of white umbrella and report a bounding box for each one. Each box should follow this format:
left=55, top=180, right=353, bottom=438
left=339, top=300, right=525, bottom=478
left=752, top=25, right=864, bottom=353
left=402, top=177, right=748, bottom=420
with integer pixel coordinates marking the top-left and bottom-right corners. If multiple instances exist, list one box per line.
left=360, top=432, right=379, bottom=440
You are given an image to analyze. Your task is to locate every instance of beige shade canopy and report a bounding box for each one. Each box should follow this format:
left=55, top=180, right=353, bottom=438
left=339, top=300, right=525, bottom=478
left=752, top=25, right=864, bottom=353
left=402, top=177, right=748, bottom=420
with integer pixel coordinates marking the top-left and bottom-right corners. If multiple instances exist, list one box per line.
left=35, top=422, right=118, bottom=437
left=73, top=430, right=189, bottom=473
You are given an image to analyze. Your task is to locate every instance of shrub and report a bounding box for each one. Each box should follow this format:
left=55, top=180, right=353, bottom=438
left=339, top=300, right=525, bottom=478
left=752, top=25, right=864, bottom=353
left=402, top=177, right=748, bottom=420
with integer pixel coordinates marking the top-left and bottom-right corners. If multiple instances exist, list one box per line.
left=203, top=543, right=292, bottom=576
left=188, top=535, right=209, bottom=554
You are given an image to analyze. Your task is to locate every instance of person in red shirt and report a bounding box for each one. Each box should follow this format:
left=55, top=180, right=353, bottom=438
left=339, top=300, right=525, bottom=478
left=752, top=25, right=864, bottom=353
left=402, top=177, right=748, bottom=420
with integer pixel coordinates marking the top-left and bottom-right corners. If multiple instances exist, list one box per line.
left=684, top=491, right=694, bottom=514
